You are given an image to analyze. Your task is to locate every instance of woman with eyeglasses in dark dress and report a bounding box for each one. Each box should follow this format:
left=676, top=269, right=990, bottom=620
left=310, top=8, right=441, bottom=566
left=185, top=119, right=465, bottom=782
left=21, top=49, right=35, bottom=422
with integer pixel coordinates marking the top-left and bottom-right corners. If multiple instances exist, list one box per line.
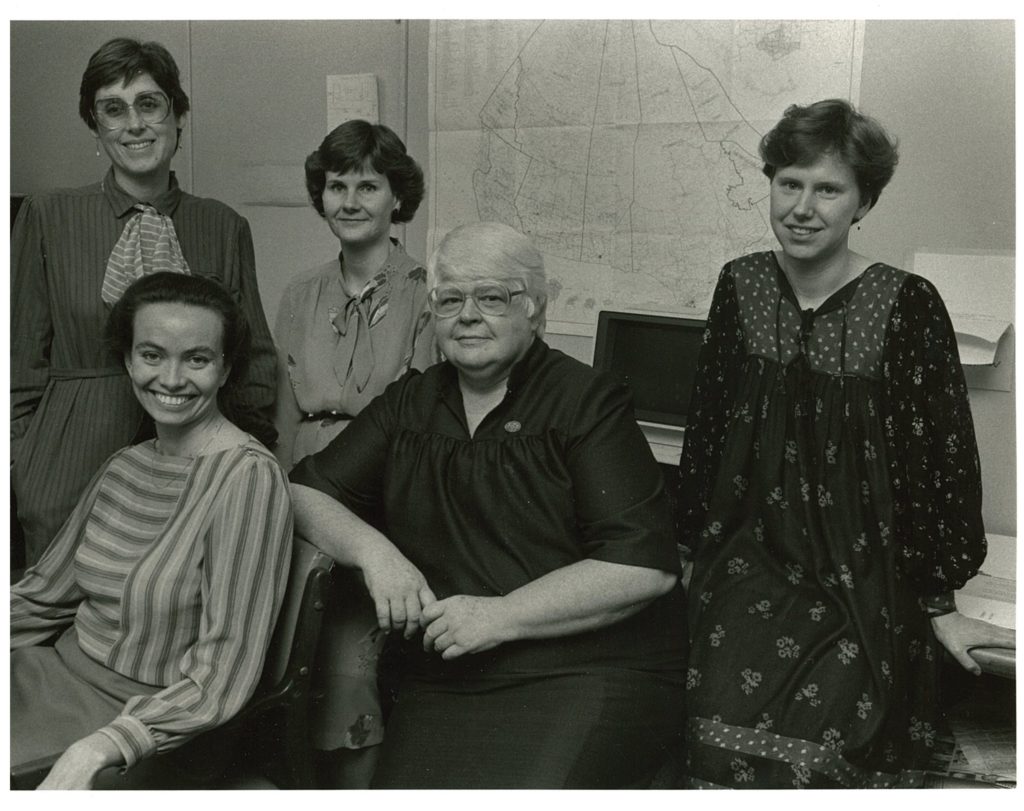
left=290, top=222, right=687, bottom=788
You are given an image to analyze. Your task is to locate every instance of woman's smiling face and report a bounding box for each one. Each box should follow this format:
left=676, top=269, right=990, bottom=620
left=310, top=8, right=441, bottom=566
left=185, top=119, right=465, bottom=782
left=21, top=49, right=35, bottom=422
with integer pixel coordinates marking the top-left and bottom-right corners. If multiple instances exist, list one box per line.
left=769, top=151, right=871, bottom=268
left=125, top=303, right=229, bottom=429
left=94, top=72, right=181, bottom=194
left=321, top=165, right=398, bottom=250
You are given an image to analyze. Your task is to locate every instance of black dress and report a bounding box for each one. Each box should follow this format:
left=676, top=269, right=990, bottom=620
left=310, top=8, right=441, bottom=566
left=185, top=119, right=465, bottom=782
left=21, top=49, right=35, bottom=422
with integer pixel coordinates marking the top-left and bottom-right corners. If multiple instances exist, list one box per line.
left=291, top=338, right=688, bottom=788
left=677, top=252, right=986, bottom=788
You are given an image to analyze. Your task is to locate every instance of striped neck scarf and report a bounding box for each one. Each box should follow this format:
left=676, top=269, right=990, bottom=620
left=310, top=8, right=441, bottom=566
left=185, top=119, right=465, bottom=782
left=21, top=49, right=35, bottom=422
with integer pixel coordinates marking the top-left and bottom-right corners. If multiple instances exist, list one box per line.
left=101, top=204, right=191, bottom=305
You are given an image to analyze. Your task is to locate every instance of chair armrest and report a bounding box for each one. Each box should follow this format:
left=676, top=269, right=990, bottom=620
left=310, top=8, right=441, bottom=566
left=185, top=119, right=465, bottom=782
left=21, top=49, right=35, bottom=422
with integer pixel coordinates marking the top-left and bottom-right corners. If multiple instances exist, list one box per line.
left=10, top=754, right=58, bottom=791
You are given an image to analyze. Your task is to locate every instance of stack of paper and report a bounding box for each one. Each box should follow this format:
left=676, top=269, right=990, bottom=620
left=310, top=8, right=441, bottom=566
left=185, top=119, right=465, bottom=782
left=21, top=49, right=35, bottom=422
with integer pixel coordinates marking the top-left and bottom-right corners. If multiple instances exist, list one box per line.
left=955, top=533, right=1016, bottom=630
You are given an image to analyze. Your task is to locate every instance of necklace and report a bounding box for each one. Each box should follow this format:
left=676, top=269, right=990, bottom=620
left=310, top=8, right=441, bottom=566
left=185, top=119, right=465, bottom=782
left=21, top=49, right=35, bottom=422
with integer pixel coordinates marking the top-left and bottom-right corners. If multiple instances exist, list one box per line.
left=155, top=419, right=225, bottom=458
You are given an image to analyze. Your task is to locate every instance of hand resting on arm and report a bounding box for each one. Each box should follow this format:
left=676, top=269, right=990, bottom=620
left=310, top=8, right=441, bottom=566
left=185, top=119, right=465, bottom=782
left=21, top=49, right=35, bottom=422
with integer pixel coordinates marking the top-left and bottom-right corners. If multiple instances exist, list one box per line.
left=422, top=558, right=677, bottom=660
left=290, top=483, right=437, bottom=638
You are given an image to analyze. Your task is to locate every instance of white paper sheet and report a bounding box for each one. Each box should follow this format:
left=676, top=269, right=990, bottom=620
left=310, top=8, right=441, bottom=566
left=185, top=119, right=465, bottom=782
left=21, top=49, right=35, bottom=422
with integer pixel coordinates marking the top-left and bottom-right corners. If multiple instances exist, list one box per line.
left=326, top=74, right=379, bottom=131
left=912, top=252, right=1014, bottom=368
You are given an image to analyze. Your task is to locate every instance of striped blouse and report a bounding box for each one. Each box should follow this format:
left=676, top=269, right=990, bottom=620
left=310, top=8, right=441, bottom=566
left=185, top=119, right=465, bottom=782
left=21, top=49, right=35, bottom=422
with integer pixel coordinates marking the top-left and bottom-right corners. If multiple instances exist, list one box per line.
left=10, top=438, right=293, bottom=768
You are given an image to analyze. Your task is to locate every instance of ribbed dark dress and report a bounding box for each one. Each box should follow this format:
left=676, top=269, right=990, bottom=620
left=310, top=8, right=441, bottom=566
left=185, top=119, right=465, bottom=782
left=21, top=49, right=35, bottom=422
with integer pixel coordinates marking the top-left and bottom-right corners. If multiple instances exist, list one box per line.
left=10, top=169, right=277, bottom=566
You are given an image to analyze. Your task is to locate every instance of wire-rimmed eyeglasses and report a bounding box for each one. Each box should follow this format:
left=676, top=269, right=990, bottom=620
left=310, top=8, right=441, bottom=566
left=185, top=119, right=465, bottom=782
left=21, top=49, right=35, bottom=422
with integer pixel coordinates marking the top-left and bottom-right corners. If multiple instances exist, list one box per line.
left=427, top=281, right=527, bottom=318
left=93, top=91, right=172, bottom=130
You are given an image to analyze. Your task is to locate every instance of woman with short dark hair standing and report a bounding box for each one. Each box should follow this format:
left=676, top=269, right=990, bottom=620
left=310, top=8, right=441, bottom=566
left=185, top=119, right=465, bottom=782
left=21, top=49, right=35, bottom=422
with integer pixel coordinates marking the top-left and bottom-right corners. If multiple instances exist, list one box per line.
left=10, top=37, right=278, bottom=568
left=272, top=119, right=435, bottom=787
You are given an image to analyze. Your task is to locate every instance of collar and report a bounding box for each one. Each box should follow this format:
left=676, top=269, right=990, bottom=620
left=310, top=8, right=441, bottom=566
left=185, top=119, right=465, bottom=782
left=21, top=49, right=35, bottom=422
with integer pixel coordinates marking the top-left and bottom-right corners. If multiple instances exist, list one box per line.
left=338, top=239, right=416, bottom=302
left=772, top=252, right=868, bottom=317
left=101, top=167, right=183, bottom=218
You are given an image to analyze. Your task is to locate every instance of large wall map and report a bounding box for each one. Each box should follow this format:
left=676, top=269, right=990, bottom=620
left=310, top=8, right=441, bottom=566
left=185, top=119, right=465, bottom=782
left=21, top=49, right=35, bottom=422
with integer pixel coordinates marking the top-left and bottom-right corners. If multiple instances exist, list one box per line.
left=428, top=19, right=864, bottom=332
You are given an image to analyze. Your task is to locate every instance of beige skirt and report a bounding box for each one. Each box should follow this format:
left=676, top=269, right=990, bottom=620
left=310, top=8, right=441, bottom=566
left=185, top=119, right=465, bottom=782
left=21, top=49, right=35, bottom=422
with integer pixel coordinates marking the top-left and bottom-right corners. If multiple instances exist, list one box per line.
left=10, top=626, right=159, bottom=766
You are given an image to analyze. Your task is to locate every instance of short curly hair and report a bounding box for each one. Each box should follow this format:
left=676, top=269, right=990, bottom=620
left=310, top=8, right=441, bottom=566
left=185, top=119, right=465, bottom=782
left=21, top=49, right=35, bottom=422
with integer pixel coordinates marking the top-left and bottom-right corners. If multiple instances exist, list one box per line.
left=79, top=38, right=190, bottom=132
left=759, top=98, right=899, bottom=210
left=304, top=120, right=424, bottom=223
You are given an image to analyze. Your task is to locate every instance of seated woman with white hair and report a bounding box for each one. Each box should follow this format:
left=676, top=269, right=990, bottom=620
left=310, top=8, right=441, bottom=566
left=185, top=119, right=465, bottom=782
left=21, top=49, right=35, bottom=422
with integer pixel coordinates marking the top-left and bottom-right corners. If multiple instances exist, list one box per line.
left=289, top=221, right=687, bottom=788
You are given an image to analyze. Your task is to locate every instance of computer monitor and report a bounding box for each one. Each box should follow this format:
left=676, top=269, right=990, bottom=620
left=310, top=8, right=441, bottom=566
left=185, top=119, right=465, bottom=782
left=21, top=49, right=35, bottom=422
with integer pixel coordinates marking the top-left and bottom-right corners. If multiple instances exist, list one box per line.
left=592, top=310, right=706, bottom=430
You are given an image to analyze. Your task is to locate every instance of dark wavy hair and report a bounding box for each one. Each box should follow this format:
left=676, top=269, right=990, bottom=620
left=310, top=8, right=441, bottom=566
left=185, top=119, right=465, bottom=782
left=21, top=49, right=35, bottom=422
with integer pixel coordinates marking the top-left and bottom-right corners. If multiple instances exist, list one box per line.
left=105, top=273, right=251, bottom=396
left=759, top=98, right=899, bottom=210
left=304, top=120, right=424, bottom=223
left=79, top=38, right=191, bottom=131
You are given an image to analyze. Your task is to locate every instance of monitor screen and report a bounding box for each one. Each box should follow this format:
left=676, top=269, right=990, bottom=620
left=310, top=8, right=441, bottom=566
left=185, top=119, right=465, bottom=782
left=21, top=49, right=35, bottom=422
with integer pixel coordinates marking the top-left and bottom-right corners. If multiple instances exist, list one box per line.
left=592, top=311, right=706, bottom=427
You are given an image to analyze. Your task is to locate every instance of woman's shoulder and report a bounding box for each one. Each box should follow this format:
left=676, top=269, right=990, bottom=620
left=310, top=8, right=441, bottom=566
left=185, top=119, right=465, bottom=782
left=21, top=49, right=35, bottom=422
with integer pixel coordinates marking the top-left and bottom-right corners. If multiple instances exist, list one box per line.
left=199, top=438, right=291, bottom=496
left=383, top=242, right=428, bottom=287
left=289, top=258, right=341, bottom=287
left=219, top=436, right=288, bottom=471
left=518, top=342, right=622, bottom=412
left=537, top=342, right=602, bottom=385
left=18, top=180, right=105, bottom=216
left=887, top=270, right=951, bottom=315
left=724, top=250, right=777, bottom=278
left=176, top=191, right=250, bottom=229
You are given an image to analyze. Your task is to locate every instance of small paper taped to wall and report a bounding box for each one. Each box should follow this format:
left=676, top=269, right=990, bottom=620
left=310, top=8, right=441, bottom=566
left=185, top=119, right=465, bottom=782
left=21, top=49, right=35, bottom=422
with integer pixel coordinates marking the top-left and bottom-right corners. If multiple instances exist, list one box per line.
left=327, top=74, right=379, bottom=132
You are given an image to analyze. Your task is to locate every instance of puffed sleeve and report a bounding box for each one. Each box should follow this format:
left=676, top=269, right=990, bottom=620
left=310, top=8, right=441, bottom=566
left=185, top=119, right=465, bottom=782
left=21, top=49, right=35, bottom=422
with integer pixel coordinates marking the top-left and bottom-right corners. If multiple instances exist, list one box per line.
left=9, top=456, right=112, bottom=648
left=223, top=216, right=279, bottom=449
left=95, top=453, right=293, bottom=767
left=9, top=196, right=53, bottom=458
left=406, top=307, right=440, bottom=373
left=288, top=374, right=398, bottom=528
left=676, top=266, right=745, bottom=557
left=882, top=275, right=986, bottom=595
left=565, top=372, right=680, bottom=574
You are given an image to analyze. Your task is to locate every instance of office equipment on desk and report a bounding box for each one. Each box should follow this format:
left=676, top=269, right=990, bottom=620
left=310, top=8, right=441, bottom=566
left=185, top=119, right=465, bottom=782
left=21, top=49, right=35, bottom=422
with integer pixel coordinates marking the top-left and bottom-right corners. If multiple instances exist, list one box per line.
left=591, top=311, right=706, bottom=466
left=955, top=533, right=1016, bottom=679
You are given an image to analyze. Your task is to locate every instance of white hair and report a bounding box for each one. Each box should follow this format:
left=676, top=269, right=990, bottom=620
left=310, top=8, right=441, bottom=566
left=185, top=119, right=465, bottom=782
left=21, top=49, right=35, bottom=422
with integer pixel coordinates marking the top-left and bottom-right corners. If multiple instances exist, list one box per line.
left=428, top=221, right=548, bottom=329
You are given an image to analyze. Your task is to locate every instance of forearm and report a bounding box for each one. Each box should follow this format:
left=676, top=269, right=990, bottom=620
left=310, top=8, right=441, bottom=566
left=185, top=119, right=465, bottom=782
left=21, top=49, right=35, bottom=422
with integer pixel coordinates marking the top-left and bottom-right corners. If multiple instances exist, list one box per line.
left=38, top=732, right=123, bottom=790
left=291, top=483, right=436, bottom=634
left=501, top=559, right=676, bottom=642
left=290, top=483, right=399, bottom=570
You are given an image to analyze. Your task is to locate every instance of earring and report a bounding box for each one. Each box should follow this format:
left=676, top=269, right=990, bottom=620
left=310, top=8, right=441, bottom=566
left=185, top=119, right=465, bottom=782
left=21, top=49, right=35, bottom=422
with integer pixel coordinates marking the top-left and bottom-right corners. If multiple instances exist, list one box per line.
left=95, top=143, right=101, bottom=157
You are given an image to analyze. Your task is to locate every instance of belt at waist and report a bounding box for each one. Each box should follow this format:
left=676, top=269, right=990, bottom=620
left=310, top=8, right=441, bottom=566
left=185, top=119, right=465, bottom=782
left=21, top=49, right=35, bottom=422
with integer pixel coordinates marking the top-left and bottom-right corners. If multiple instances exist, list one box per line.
left=303, top=410, right=351, bottom=423
left=49, top=367, right=127, bottom=380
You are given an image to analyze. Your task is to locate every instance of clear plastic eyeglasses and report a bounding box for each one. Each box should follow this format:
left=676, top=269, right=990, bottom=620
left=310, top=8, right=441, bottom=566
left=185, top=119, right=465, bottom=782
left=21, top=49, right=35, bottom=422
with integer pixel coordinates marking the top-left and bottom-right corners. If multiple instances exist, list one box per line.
left=427, top=281, right=526, bottom=318
left=93, top=91, right=172, bottom=130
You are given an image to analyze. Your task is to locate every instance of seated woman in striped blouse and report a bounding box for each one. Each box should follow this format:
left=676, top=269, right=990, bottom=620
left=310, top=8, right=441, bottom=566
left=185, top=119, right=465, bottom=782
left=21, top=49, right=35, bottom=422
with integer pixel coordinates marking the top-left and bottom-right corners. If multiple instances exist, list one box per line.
left=10, top=272, right=293, bottom=790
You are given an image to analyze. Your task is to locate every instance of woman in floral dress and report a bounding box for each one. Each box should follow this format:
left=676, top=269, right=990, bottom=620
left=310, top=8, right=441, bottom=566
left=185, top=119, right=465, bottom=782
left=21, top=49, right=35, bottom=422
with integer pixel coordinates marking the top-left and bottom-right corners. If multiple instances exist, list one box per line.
left=677, top=98, right=1013, bottom=788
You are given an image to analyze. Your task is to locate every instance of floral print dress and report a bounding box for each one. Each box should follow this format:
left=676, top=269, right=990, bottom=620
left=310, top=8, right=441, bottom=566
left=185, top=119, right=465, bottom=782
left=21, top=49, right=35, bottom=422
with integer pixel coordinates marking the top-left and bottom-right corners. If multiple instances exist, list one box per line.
left=677, top=252, right=986, bottom=788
